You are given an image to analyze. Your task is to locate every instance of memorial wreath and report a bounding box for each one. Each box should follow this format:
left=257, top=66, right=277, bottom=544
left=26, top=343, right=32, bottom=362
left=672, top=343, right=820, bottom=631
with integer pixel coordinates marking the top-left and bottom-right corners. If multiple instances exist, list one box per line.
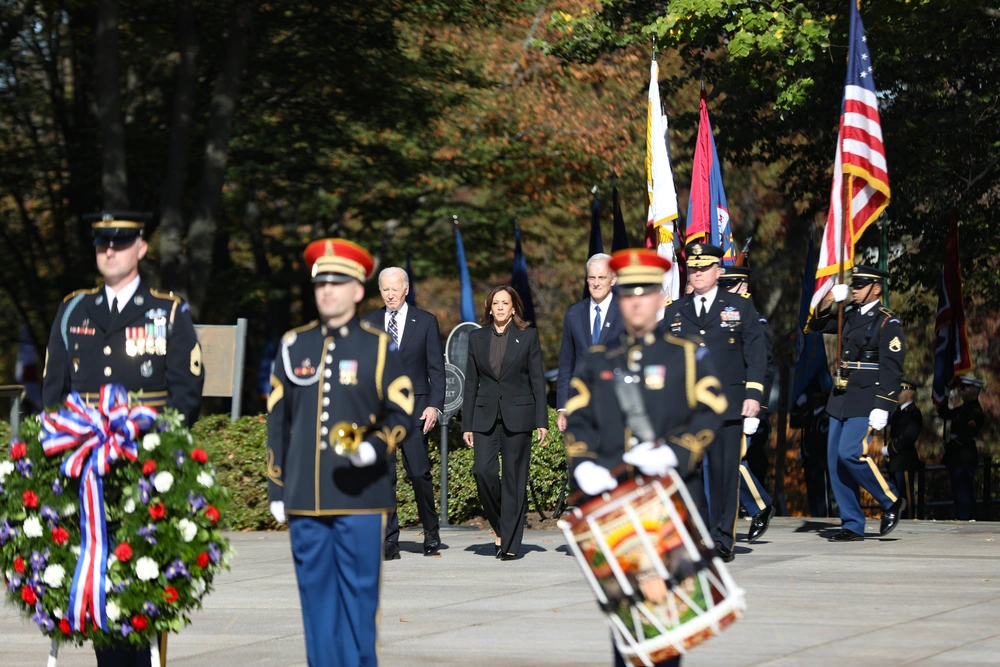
left=0, top=384, right=230, bottom=649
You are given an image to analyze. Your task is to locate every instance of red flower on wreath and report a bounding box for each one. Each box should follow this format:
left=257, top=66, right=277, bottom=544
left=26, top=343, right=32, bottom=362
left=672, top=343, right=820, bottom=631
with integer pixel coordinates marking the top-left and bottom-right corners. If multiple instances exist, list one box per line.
left=115, top=542, right=133, bottom=562
left=191, top=448, right=208, bottom=464
left=132, top=615, right=148, bottom=631
left=23, top=491, right=39, bottom=508
left=10, top=441, right=27, bottom=459
left=142, top=460, right=157, bottom=475
left=149, top=502, right=166, bottom=521
left=21, top=585, right=37, bottom=604
left=205, top=505, right=220, bottom=525
left=13, top=556, right=25, bottom=573
left=59, top=618, right=72, bottom=634
left=52, top=527, right=70, bottom=545
left=196, top=552, right=210, bottom=568
left=164, top=585, right=179, bottom=603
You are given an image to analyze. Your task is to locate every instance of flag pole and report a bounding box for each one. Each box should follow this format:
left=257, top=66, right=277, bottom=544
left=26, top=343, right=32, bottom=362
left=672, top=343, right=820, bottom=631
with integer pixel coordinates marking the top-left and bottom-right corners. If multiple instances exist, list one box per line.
left=835, top=175, right=851, bottom=380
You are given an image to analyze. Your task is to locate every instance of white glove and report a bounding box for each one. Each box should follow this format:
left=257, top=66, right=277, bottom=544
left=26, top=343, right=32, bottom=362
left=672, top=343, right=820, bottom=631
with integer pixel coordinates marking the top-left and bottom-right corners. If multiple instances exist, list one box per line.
left=269, top=501, right=286, bottom=524
left=880, top=445, right=889, bottom=457
left=574, top=461, right=618, bottom=496
left=832, top=284, right=849, bottom=303
left=348, top=441, right=378, bottom=467
left=623, top=441, right=679, bottom=477
left=743, top=417, right=760, bottom=435
left=869, top=408, right=889, bottom=430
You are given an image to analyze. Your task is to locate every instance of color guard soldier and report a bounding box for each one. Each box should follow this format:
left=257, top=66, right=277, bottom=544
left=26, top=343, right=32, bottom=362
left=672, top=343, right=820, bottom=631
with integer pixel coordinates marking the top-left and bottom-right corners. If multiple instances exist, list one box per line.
left=662, top=244, right=767, bottom=562
left=41, top=211, right=204, bottom=667
left=939, top=375, right=985, bottom=520
left=718, top=265, right=775, bottom=542
left=882, top=378, right=923, bottom=519
left=806, top=265, right=906, bottom=541
left=266, top=238, right=415, bottom=666
left=565, top=249, right=727, bottom=667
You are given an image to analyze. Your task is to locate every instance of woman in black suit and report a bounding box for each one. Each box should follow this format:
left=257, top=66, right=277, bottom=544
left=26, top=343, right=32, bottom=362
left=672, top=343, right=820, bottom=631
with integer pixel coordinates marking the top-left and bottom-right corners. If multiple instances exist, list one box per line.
left=462, top=285, right=548, bottom=560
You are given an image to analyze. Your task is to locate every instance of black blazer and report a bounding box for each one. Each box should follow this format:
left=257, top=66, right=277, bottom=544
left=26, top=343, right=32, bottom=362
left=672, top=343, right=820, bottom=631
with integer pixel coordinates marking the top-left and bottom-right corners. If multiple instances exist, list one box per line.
left=555, top=295, right=623, bottom=409
left=361, top=306, right=445, bottom=416
left=461, top=325, right=547, bottom=434
left=888, top=402, right=923, bottom=473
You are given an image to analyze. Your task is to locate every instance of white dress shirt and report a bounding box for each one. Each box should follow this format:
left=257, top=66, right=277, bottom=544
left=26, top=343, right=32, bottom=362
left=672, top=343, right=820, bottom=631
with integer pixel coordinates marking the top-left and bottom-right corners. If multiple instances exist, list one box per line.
left=589, top=296, right=611, bottom=340
left=104, top=275, right=141, bottom=313
left=694, top=286, right=719, bottom=317
left=384, top=301, right=409, bottom=344
left=860, top=299, right=880, bottom=316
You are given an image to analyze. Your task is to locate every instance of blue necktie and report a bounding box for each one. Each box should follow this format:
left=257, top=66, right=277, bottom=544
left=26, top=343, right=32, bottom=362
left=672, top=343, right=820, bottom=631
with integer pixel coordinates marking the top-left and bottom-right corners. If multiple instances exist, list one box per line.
left=592, top=305, right=601, bottom=346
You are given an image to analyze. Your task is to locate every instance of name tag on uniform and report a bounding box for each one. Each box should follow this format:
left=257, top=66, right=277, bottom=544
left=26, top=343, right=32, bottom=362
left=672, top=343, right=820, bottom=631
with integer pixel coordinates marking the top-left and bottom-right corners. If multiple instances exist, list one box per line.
left=339, top=360, right=358, bottom=385
left=643, top=365, right=666, bottom=390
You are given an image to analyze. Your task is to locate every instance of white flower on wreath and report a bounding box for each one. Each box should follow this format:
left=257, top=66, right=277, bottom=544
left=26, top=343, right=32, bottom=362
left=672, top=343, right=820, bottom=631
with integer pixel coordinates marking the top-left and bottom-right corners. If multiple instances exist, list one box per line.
left=0, top=460, right=14, bottom=481
left=176, top=518, right=198, bottom=543
left=71, top=545, right=81, bottom=556
left=62, top=503, right=76, bottom=517
left=196, top=471, right=214, bottom=488
left=153, top=471, right=174, bottom=493
left=135, top=556, right=159, bottom=582
left=53, top=608, right=63, bottom=619
left=105, top=599, right=121, bottom=622
left=23, top=516, right=43, bottom=538
left=42, top=564, right=66, bottom=589
left=142, top=433, right=161, bottom=451
left=107, top=554, right=118, bottom=568
left=191, top=578, right=206, bottom=597
left=186, top=433, right=193, bottom=444
left=124, top=498, right=136, bottom=514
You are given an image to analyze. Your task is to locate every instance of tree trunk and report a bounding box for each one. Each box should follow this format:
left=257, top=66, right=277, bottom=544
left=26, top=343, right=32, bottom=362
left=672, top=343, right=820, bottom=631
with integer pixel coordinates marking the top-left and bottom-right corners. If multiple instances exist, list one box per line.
left=186, top=1, right=254, bottom=317
left=94, top=0, right=128, bottom=209
left=159, top=0, right=201, bottom=292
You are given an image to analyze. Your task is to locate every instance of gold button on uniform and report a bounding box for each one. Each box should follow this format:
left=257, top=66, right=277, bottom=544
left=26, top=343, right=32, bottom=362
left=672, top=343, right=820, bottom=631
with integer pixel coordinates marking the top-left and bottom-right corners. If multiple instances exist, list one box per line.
left=104, top=367, right=112, bottom=377
left=104, top=346, right=112, bottom=355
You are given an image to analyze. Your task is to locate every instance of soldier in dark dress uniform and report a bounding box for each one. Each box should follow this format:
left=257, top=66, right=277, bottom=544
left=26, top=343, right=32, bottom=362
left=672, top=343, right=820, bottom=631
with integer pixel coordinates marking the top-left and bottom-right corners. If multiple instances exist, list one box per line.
left=41, top=212, right=204, bottom=667
left=791, top=388, right=833, bottom=517
left=718, top=265, right=775, bottom=542
left=882, top=378, right=922, bottom=519
left=939, top=375, right=985, bottom=520
left=662, top=244, right=767, bottom=562
left=806, top=265, right=906, bottom=541
left=565, top=249, right=728, bottom=667
left=266, top=238, right=414, bottom=666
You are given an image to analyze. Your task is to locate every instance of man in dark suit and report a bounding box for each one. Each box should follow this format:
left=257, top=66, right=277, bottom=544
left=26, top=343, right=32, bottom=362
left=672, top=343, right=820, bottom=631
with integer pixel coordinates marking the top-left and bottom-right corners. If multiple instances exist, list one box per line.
left=662, top=244, right=767, bottom=562
left=939, top=375, right=985, bottom=520
left=362, top=266, right=444, bottom=559
left=555, top=253, right=624, bottom=432
left=882, top=378, right=922, bottom=519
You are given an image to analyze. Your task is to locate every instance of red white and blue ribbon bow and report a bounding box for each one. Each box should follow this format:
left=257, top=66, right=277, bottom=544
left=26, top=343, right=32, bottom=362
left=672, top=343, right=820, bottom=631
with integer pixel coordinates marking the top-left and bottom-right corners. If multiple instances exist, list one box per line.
left=40, top=384, right=157, bottom=632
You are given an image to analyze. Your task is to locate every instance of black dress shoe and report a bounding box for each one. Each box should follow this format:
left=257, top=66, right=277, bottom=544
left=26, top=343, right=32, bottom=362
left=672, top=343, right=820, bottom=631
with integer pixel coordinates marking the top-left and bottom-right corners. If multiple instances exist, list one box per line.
left=714, top=544, right=734, bottom=563
left=423, top=530, right=441, bottom=556
left=828, top=529, right=865, bottom=542
left=748, top=505, right=774, bottom=543
left=495, top=544, right=502, bottom=558
left=383, top=541, right=401, bottom=561
left=880, top=497, right=906, bottom=536
left=500, top=552, right=518, bottom=561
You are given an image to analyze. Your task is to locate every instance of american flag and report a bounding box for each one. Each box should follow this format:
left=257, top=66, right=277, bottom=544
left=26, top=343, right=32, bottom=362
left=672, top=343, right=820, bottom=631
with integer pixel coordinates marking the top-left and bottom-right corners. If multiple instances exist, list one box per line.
left=811, top=1, right=891, bottom=313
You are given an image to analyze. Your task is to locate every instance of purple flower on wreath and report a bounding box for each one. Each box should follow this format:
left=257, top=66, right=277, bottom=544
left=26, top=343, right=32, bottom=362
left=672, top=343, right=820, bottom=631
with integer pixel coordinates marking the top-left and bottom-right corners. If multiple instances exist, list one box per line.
left=112, top=577, right=134, bottom=594
left=51, top=479, right=63, bottom=496
left=30, top=550, right=47, bottom=573
left=137, top=524, right=157, bottom=545
left=175, top=449, right=186, bottom=466
left=188, top=492, right=207, bottom=513
left=119, top=620, right=133, bottom=637
left=142, top=601, right=160, bottom=617
left=0, top=520, right=16, bottom=545
left=207, top=542, right=222, bottom=565
left=138, top=477, right=152, bottom=504
left=31, top=609, right=55, bottom=632
left=165, top=559, right=190, bottom=580
left=0, top=481, right=4, bottom=494
left=41, top=505, right=59, bottom=526
left=7, top=575, right=21, bottom=591
left=16, top=458, right=34, bottom=478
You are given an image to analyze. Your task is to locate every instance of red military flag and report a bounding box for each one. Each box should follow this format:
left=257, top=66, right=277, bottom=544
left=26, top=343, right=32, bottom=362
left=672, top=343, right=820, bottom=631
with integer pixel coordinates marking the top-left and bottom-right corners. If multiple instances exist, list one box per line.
left=932, top=209, right=974, bottom=405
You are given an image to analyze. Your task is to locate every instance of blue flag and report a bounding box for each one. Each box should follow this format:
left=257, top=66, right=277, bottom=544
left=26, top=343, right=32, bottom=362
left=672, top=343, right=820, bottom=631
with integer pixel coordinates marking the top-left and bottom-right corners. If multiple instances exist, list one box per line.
left=455, top=224, right=476, bottom=323
left=584, top=191, right=604, bottom=299
left=611, top=173, right=630, bottom=252
left=792, top=233, right=833, bottom=403
left=405, top=249, right=416, bottom=307
left=512, top=219, right=536, bottom=325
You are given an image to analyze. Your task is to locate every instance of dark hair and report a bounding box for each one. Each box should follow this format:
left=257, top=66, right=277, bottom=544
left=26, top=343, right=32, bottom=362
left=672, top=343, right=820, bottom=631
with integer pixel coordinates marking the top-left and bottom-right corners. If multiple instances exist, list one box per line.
left=479, top=285, right=531, bottom=331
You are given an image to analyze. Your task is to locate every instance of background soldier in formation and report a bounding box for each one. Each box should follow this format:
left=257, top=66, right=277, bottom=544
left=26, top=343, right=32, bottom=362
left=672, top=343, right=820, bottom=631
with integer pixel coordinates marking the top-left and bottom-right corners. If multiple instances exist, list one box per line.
left=266, top=239, right=415, bottom=666
left=940, top=375, right=986, bottom=520
left=662, top=244, right=767, bottom=562
left=883, top=378, right=923, bottom=519
left=807, top=265, right=905, bottom=541
left=41, top=211, right=204, bottom=667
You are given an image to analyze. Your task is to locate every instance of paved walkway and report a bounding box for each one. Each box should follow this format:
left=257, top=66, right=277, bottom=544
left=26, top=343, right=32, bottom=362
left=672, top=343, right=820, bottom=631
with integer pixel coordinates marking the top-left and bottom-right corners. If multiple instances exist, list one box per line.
left=3, top=518, right=999, bottom=666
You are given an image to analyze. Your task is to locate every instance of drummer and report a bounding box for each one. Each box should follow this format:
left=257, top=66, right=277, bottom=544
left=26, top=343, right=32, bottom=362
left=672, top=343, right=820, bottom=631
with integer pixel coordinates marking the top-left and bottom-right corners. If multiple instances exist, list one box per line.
left=564, top=249, right=729, bottom=666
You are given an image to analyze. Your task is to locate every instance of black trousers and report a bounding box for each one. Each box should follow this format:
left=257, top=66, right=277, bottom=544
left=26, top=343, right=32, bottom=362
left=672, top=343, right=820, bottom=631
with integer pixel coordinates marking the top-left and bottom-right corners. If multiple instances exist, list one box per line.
left=385, top=427, right=439, bottom=544
left=472, top=419, right=532, bottom=555
left=707, top=420, right=743, bottom=551
left=95, top=643, right=151, bottom=667
left=891, top=470, right=918, bottom=520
